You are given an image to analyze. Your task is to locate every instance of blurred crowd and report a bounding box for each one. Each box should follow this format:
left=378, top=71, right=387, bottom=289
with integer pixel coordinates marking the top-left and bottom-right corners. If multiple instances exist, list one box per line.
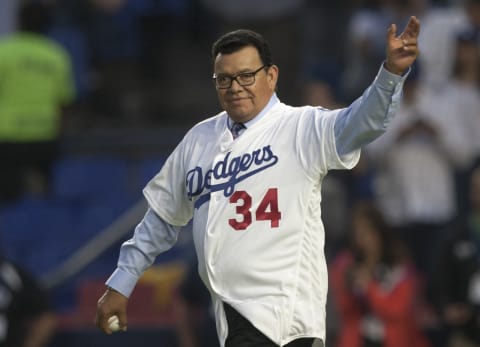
left=0, top=0, right=480, bottom=347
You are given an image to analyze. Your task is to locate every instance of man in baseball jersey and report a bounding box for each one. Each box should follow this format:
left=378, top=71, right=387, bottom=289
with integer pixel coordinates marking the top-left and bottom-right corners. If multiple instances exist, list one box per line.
left=95, top=17, right=420, bottom=347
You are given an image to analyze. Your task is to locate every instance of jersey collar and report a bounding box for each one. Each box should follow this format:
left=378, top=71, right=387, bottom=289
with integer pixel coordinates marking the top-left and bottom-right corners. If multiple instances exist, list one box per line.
left=227, top=93, right=280, bottom=129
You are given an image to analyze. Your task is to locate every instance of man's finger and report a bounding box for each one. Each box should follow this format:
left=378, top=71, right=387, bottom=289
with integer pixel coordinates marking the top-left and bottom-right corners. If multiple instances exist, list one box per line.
left=404, top=16, right=421, bottom=38
left=387, top=23, right=397, bottom=41
left=402, top=45, right=419, bottom=55
left=117, top=311, right=128, bottom=332
left=401, top=38, right=417, bottom=46
left=97, top=314, right=113, bottom=335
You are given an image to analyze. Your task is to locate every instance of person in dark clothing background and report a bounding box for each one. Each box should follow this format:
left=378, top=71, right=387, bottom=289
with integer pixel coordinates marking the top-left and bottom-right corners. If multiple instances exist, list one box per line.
left=432, top=166, right=480, bottom=347
left=0, top=253, right=57, bottom=347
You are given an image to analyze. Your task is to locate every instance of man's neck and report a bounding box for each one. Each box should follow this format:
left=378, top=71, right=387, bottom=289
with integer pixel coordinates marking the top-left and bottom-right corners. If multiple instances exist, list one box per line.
left=228, top=93, right=279, bottom=128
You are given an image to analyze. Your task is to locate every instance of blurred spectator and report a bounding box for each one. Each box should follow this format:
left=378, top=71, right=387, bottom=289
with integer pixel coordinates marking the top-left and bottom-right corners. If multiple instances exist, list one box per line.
left=418, top=29, right=480, bottom=213
left=0, top=252, right=57, bottom=347
left=329, top=202, right=431, bottom=347
left=0, top=2, right=75, bottom=204
left=418, top=0, right=480, bottom=88
left=365, top=66, right=457, bottom=280
left=431, top=166, right=480, bottom=347
left=437, top=29, right=480, bottom=169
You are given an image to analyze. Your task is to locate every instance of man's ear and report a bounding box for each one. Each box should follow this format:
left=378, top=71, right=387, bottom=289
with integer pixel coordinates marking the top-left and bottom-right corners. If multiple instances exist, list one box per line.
left=267, top=64, right=279, bottom=89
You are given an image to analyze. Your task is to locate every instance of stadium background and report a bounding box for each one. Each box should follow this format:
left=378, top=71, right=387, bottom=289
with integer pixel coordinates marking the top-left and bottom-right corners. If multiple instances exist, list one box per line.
left=0, top=0, right=479, bottom=346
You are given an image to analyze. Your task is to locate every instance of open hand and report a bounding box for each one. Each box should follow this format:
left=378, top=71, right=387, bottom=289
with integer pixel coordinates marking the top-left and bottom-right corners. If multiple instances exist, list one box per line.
left=385, top=16, right=420, bottom=75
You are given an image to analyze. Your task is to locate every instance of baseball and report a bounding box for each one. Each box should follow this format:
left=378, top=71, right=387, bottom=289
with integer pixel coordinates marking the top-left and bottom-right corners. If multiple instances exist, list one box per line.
left=108, top=315, right=120, bottom=332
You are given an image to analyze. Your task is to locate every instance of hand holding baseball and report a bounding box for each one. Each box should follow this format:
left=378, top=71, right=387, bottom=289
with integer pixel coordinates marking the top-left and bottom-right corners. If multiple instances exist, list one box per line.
left=95, top=287, right=128, bottom=334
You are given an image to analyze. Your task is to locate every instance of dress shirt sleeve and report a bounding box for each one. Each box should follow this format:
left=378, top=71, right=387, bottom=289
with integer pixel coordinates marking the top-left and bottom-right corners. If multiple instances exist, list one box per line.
left=105, top=207, right=181, bottom=298
left=334, top=64, right=409, bottom=156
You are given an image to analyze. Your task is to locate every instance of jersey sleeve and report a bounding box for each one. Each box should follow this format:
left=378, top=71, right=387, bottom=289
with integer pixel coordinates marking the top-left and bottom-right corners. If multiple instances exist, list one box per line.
left=295, top=65, right=408, bottom=177
left=295, top=107, right=361, bottom=178
left=143, top=135, right=194, bottom=226
left=334, top=65, right=407, bottom=156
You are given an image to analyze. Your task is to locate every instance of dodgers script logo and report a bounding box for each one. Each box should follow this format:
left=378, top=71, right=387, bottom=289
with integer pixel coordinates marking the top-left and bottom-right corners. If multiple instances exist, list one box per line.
left=186, top=145, right=278, bottom=208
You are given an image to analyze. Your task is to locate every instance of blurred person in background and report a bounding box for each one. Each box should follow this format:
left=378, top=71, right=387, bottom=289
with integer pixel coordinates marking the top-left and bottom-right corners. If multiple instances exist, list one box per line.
left=418, top=0, right=480, bottom=88
left=329, top=202, right=431, bottom=347
left=431, top=166, right=480, bottom=347
left=0, top=1, right=75, bottom=205
left=418, top=29, right=480, bottom=213
left=0, top=248, right=57, bottom=347
left=365, top=64, right=457, bottom=286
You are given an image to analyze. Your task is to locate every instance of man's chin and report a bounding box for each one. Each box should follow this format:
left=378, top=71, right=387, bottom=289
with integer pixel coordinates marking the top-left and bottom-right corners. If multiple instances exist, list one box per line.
left=226, top=108, right=252, bottom=122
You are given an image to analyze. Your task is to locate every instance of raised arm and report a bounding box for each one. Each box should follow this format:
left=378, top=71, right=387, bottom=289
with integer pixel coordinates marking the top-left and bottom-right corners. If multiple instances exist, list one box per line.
left=335, top=16, right=421, bottom=156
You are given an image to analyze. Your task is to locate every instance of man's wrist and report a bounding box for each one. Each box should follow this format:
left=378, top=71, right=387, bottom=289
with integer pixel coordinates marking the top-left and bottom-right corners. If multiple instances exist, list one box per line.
left=106, top=286, right=128, bottom=299
left=106, top=286, right=121, bottom=295
left=384, top=61, right=404, bottom=76
left=105, top=268, right=138, bottom=298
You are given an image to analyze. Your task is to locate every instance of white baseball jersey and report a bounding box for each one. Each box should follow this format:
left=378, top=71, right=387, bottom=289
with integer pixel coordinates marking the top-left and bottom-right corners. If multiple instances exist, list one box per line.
left=108, top=66, right=407, bottom=346
left=144, top=100, right=359, bottom=345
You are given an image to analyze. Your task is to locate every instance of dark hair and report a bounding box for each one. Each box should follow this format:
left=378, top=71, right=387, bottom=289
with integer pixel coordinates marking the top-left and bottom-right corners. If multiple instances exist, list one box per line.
left=211, top=29, right=273, bottom=66
left=18, top=2, right=52, bottom=34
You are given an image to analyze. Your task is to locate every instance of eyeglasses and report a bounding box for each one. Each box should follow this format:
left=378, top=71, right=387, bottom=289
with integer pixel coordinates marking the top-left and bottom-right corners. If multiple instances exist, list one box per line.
left=213, top=65, right=267, bottom=89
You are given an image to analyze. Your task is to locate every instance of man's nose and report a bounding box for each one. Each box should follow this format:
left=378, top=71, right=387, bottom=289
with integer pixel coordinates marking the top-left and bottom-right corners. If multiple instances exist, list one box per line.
left=229, top=77, right=243, bottom=91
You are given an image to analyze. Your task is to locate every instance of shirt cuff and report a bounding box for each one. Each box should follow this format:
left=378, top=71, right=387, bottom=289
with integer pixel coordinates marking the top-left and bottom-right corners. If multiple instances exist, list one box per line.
left=105, top=268, right=140, bottom=298
left=375, top=63, right=410, bottom=91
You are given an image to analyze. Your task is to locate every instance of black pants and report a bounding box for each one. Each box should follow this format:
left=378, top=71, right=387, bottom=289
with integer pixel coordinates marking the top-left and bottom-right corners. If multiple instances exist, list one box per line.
left=224, top=303, right=314, bottom=347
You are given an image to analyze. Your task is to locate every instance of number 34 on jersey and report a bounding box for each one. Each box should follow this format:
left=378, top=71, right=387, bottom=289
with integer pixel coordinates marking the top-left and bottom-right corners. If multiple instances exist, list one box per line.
left=228, top=188, right=282, bottom=231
